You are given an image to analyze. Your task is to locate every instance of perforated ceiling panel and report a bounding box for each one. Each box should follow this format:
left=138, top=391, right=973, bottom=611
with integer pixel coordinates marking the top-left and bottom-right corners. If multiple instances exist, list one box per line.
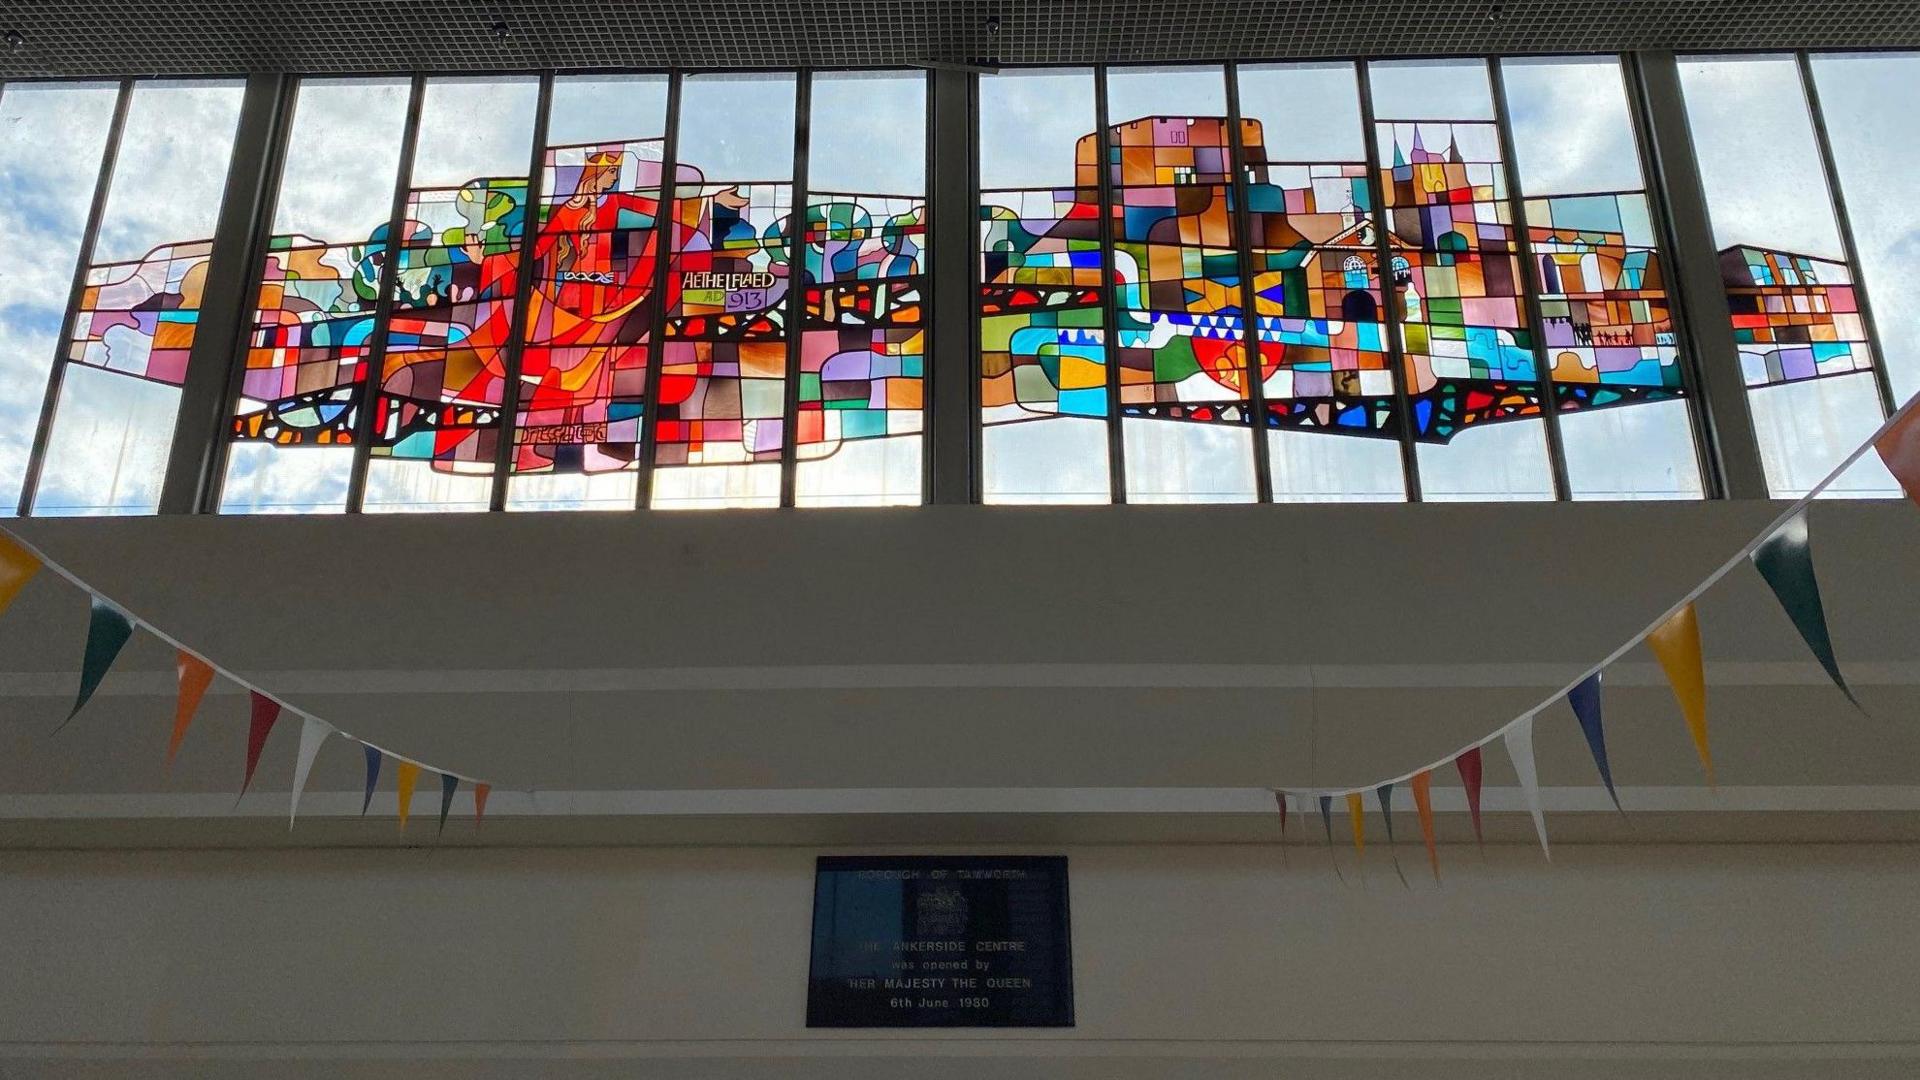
left=2, top=0, right=1917, bottom=78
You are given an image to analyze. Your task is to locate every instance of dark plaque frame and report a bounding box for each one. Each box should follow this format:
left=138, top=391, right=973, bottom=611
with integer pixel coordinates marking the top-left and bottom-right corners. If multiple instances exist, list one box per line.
left=805, top=855, right=1074, bottom=1028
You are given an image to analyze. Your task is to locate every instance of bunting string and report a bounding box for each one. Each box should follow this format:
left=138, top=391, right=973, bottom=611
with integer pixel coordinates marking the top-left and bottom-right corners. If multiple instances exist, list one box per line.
left=0, top=522, right=497, bottom=826
left=1272, top=391, right=1920, bottom=859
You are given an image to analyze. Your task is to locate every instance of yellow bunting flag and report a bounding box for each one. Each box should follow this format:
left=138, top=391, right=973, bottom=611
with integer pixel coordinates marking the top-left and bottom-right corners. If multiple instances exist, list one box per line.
left=167, top=652, right=215, bottom=766
left=395, top=761, right=421, bottom=831
left=1344, top=792, right=1365, bottom=859
left=0, top=534, right=40, bottom=618
left=1648, top=603, right=1712, bottom=784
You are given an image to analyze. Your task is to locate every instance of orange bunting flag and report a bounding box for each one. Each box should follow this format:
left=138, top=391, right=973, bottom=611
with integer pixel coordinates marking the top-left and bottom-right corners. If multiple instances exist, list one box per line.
left=167, top=652, right=215, bottom=766
left=1647, top=603, right=1713, bottom=784
left=473, top=783, right=491, bottom=827
left=1344, top=792, right=1365, bottom=859
left=1874, top=398, right=1920, bottom=508
left=1410, top=770, right=1439, bottom=882
left=395, top=761, right=421, bottom=831
left=0, top=533, right=41, bottom=618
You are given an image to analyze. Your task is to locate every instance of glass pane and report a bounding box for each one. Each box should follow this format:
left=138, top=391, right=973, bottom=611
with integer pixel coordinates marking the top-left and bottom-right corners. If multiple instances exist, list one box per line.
left=34, top=81, right=244, bottom=516
left=1371, top=59, right=1554, bottom=501
left=1241, top=62, right=1407, bottom=502
left=1810, top=53, right=1920, bottom=405
left=979, top=69, right=1110, bottom=504
left=1106, top=66, right=1257, bottom=503
left=794, top=71, right=927, bottom=507
left=363, top=76, right=539, bottom=513
left=1679, top=55, right=1888, bottom=499
left=0, top=82, right=119, bottom=515
left=1502, top=57, right=1702, bottom=500
left=505, top=75, right=669, bottom=512
left=651, top=72, right=796, bottom=508
left=223, top=78, right=409, bottom=513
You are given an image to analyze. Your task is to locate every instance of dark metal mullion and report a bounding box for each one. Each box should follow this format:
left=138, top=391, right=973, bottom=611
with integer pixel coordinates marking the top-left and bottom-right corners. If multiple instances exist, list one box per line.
left=634, top=72, right=684, bottom=510
left=486, top=73, right=555, bottom=512
left=1355, top=62, right=1424, bottom=502
left=1224, top=63, right=1275, bottom=503
left=778, top=71, right=813, bottom=508
left=1797, top=51, right=1899, bottom=420
left=166, top=73, right=294, bottom=515
left=343, top=74, right=426, bottom=514
left=17, top=78, right=133, bottom=516
left=1092, top=66, right=1128, bottom=503
left=1619, top=53, right=1722, bottom=499
left=1489, top=58, right=1573, bottom=501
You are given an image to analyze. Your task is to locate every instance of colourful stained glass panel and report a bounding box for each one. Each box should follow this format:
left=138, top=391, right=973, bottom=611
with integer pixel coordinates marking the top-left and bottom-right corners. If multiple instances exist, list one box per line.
left=1087, top=117, right=1253, bottom=425
left=512, top=139, right=671, bottom=476
left=654, top=181, right=794, bottom=466
left=67, top=241, right=212, bottom=388
left=1721, top=245, right=1872, bottom=387
left=1378, top=119, right=1539, bottom=442
left=798, top=194, right=927, bottom=455
left=233, top=236, right=377, bottom=446
left=978, top=187, right=1108, bottom=424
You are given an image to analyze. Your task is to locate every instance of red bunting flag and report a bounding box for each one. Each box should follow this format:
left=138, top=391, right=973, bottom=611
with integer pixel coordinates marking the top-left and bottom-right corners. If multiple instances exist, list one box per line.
left=1344, top=792, right=1366, bottom=861
left=1455, top=746, right=1484, bottom=843
left=240, top=692, right=282, bottom=795
left=167, top=652, right=215, bottom=766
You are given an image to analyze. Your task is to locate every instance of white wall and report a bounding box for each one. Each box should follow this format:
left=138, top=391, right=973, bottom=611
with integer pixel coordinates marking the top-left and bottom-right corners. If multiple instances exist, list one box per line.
left=1, top=841, right=1916, bottom=1077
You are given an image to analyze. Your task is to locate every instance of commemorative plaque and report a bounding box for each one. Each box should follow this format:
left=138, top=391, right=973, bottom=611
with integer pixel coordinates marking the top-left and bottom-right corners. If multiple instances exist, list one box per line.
left=806, top=856, right=1073, bottom=1027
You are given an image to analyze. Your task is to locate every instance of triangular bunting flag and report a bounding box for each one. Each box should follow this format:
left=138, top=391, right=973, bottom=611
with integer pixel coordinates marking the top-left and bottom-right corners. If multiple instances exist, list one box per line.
left=1647, top=603, right=1712, bottom=784
left=240, top=692, right=282, bottom=796
left=360, top=745, right=382, bottom=815
left=0, top=532, right=42, bottom=617
left=1344, top=791, right=1365, bottom=860
left=1503, top=717, right=1550, bottom=861
left=395, top=761, right=420, bottom=831
left=167, top=651, right=215, bottom=766
left=1567, top=672, right=1621, bottom=811
left=1409, top=770, right=1439, bottom=882
left=289, top=716, right=332, bottom=828
left=1318, top=794, right=1339, bottom=871
left=438, top=773, right=459, bottom=834
left=473, top=783, right=491, bottom=827
left=1874, top=398, right=1920, bottom=508
left=1376, top=783, right=1408, bottom=888
left=1274, top=790, right=1288, bottom=840
left=61, top=597, right=133, bottom=729
left=1455, top=746, right=1484, bottom=843
left=1751, top=510, right=1859, bottom=709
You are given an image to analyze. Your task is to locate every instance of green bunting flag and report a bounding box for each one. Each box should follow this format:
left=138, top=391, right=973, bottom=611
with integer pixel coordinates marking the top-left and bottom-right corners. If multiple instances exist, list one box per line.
left=1751, top=510, right=1859, bottom=710
left=60, top=597, right=134, bottom=729
left=438, top=773, right=460, bottom=834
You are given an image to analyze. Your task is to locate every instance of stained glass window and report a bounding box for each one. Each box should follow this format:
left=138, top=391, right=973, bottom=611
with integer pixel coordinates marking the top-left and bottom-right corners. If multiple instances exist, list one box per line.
left=361, top=77, right=539, bottom=514
left=1679, top=55, right=1897, bottom=498
left=978, top=68, right=1110, bottom=504
left=1238, top=62, right=1407, bottom=502
left=1502, top=56, right=1704, bottom=501
left=222, top=78, right=410, bottom=513
left=505, top=76, right=671, bottom=512
left=1104, top=66, right=1259, bottom=503
left=794, top=71, right=927, bottom=507
left=16, top=82, right=242, bottom=517
left=0, top=82, right=120, bottom=516
left=649, top=73, right=796, bottom=509
left=1370, top=59, right=1557, bottom=502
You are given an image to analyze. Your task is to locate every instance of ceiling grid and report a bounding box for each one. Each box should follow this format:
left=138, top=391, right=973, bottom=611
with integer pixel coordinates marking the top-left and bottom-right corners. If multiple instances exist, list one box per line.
left=0, top=1, right=1916, bottom=79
